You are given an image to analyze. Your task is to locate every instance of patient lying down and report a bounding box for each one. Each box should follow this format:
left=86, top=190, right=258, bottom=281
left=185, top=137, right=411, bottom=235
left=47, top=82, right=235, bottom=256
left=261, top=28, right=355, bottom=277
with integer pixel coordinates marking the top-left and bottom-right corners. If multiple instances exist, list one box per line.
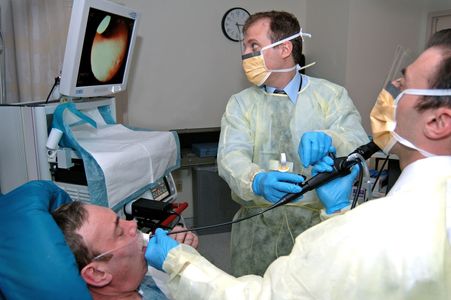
left=52, top=201, right=198, bottom=300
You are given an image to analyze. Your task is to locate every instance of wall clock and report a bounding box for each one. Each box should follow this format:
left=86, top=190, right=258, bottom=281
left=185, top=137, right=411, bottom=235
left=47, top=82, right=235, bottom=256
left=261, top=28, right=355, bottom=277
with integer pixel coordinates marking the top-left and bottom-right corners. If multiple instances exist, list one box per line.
left=221, top=7, right=250, bottom=42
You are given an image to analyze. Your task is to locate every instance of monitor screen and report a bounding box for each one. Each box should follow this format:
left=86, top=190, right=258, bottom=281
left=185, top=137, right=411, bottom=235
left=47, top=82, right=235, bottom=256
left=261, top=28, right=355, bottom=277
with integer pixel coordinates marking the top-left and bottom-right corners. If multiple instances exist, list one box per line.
left=59, top=0, right=139, bottom=98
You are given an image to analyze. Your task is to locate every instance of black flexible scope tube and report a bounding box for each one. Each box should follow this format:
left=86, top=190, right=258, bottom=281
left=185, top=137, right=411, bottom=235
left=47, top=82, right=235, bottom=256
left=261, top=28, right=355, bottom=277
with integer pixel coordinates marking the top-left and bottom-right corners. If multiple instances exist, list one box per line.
left=273, top=141, right=381, bottom=209
left=168, top=142, right=381, bottom=236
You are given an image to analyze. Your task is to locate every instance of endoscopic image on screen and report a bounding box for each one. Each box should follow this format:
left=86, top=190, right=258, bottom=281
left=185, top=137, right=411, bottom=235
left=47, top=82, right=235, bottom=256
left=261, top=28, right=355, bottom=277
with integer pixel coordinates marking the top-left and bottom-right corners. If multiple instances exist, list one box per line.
left=76, top=7, right=135, bottom=87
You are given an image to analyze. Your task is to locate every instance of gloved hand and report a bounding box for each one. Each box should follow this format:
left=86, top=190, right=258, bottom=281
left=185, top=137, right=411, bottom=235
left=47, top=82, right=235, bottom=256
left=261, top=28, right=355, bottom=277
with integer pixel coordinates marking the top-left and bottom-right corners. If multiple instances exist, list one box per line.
left=299, top=132, right=335, bottom=167
left=252, top=171, right=304, bottom=203
left=145, top=228, right=179, bottom=271
left=309, top=149, right=335, bottom=173
left=170, top=225, right=199, bottom=249
left=312, top=163, right=360, bottom=214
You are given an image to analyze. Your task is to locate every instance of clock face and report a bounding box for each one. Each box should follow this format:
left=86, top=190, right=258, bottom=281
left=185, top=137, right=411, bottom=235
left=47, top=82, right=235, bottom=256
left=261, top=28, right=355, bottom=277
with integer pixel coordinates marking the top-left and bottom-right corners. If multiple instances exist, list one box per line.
left=221, top=7, right=250, bottom=42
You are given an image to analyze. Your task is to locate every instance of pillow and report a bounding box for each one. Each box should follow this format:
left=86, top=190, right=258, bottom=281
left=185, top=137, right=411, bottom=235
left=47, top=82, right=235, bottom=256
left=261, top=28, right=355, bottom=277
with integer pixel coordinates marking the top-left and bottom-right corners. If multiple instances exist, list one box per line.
left=0, top=181, right=92, bottom=299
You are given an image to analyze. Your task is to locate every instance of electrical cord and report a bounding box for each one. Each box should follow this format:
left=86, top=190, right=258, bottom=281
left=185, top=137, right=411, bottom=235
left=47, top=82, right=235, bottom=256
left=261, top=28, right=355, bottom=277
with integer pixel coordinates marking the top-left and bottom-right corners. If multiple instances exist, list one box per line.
left=169, top=155, right=372, bottom=236
left=167, top=195, right=298, bottom=236
left=371, top=155, right=390, bottom=192
left=351, top=153, right=391, bottom=208
left=45, top=76, right=60, bottom=104
left=167, top=210, right=182, bottom=227
left=170, top=166, right=367, bottom=236
left=178, top=215, right=187, bottom=228
left=351, top=161, right=364, bottom=209
left=168, top=146, right=378, bottom=236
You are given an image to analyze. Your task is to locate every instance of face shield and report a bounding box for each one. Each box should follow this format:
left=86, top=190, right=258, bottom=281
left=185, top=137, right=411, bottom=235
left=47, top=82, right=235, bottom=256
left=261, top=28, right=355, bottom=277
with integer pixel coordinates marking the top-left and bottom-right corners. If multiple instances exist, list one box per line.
left=382, top=45, right=415, bottom=89
left=371, top=87, right=451, bottom=157
left=370, top=45, right=412, bottom=154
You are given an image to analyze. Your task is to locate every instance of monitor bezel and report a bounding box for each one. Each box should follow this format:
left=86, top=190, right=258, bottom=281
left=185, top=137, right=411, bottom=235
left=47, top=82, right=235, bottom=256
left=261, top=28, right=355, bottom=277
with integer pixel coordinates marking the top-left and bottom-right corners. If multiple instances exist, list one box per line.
left=59, top=0, right=139, bottom=98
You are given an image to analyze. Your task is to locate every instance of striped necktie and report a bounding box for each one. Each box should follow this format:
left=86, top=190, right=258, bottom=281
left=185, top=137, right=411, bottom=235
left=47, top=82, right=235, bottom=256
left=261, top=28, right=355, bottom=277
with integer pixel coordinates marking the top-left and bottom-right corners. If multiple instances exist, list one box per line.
left=273, top=89, right=286, bottom=94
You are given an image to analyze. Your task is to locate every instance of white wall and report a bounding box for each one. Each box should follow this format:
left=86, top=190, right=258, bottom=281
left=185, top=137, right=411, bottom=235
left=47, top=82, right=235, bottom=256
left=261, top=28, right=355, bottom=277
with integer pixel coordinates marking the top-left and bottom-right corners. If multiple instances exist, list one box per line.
left=305, top=0, right=451, bottom=133
left=118, top=0, right=306, bottom=130
left=346, top=0, right=451, bottom=133
left=117, top=0, right=451, bottom=133
left=304, top=0, right=350, bottom=87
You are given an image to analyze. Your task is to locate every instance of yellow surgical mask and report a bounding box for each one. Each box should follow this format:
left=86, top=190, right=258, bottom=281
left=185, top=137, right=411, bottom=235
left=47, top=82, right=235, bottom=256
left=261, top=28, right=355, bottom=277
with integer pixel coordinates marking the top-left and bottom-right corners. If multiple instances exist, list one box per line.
left=371, top=84, right=451, bottom=156
left=242, top=53, right=272, bottom=86
left=370, top=82, right=400, bottom=154
left=241, top=30, right=311, bottom=86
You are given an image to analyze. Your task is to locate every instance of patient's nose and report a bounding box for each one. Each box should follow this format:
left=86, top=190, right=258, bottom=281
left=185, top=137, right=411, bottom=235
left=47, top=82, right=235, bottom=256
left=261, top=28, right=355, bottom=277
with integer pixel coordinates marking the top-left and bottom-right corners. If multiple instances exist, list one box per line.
left=125, top=220, right=138, bottom=236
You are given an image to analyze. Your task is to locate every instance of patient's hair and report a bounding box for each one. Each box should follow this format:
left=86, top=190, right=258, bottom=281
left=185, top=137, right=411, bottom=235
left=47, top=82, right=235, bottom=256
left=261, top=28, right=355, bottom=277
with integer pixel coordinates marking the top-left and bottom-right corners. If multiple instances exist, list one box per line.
left=52, top=201, right=96, bottom=271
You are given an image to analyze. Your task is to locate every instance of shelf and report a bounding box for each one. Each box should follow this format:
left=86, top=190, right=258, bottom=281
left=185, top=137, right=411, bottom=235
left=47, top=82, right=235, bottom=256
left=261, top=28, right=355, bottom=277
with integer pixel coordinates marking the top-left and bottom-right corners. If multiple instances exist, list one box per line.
left=180, top=149, right=216, bottom=168
left=173, top=127, right=220, bottom=168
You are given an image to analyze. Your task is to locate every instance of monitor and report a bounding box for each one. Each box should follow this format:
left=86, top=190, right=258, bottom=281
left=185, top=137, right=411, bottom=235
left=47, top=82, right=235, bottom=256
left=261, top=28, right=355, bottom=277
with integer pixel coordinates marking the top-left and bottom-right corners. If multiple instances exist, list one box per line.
left=59, top=0, right=139, bottom=98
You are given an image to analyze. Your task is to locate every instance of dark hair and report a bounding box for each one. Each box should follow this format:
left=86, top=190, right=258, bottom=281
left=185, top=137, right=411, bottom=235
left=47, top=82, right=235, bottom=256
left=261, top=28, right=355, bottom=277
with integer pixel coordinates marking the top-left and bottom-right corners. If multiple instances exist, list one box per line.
left=243, top=11, right=303, bottom=66
left=52, top=201, right=108, bottom=271
left=426, top=28, right=451, bottom=49
left=416, top=32, right=451, bottom=111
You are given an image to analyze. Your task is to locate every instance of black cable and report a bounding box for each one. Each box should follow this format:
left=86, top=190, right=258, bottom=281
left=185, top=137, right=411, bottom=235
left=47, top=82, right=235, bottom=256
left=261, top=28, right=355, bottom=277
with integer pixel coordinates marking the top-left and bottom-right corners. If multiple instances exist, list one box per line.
left=351, top=162, right=364, bottom=209
left=167, top=196, right=297, bottom=236
left=45, top=77, right=60, bottom=104
left=371, top=155, right=389, bottom=192
left=169, top=153, right=375, bottom=236
left=171, top=162, right=366, bottom=236
left=167, top=210, right=182, bottom=228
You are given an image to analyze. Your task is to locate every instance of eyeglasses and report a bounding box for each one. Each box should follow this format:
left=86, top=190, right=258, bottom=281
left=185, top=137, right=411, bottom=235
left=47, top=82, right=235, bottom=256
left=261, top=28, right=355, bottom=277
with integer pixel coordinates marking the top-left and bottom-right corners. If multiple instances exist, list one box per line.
left=91, top=231, right=144, bottom=262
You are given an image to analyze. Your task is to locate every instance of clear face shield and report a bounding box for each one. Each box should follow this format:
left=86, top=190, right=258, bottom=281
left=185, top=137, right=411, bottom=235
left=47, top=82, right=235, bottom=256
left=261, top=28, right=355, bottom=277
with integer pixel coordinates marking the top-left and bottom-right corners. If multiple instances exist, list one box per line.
left=381, top=45, right=415, bottom=88
left=371, top=86, right=451, bottom=157
left=370, top=44, right=451, bottom=157
left=371, top=45, right=413, bottom=153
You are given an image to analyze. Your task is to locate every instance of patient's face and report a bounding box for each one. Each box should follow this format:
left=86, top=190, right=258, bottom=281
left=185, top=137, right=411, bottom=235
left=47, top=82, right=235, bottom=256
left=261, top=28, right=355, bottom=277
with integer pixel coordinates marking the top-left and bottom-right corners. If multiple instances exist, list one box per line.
left=79, top=204, right=148, bottom=290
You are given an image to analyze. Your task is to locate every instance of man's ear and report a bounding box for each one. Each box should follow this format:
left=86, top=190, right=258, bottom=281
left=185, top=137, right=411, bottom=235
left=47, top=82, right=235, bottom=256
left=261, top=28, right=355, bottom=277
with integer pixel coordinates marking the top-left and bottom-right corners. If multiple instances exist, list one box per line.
left=424, top=107, right=451, bottom=139
left=280, top=41, right=293, bottom=59
left=81, top=262, right=112, bottom=287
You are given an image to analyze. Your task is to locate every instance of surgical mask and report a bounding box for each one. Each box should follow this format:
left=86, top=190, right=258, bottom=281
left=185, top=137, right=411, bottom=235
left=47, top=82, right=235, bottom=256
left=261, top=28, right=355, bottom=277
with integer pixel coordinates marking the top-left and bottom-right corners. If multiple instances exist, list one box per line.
left=92, top=230, right=145, bottom=261
left=370, top=84, right=451, bottom=156
left=370, top=82, right=400, bottom=154
left=241, top=30, right=311, bottom=86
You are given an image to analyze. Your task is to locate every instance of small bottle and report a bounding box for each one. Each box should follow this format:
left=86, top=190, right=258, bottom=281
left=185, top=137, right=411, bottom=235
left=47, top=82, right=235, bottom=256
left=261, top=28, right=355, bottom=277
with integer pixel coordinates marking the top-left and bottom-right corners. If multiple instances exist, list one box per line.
left=268, top=153, right=293, bottom=172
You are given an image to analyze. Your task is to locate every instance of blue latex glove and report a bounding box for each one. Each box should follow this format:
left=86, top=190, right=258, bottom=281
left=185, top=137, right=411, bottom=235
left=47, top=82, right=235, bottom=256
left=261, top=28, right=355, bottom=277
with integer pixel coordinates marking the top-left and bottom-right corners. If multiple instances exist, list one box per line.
left=310, top=150, right=336, bottom=173
left=252, top=171, right=304, bottom=203
left=312, top=162, right=360, bottom=214
left=299, top=132, right=335, bottom=167
left=145, top=228, right=179, bottom=271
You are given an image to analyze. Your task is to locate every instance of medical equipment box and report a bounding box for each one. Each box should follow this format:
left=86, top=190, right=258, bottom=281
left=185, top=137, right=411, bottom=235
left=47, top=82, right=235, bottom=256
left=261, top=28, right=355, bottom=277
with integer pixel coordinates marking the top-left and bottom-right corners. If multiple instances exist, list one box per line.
left=192, top=165, right=240, bottom=234
left=192, top=143, right=218, bottom=157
